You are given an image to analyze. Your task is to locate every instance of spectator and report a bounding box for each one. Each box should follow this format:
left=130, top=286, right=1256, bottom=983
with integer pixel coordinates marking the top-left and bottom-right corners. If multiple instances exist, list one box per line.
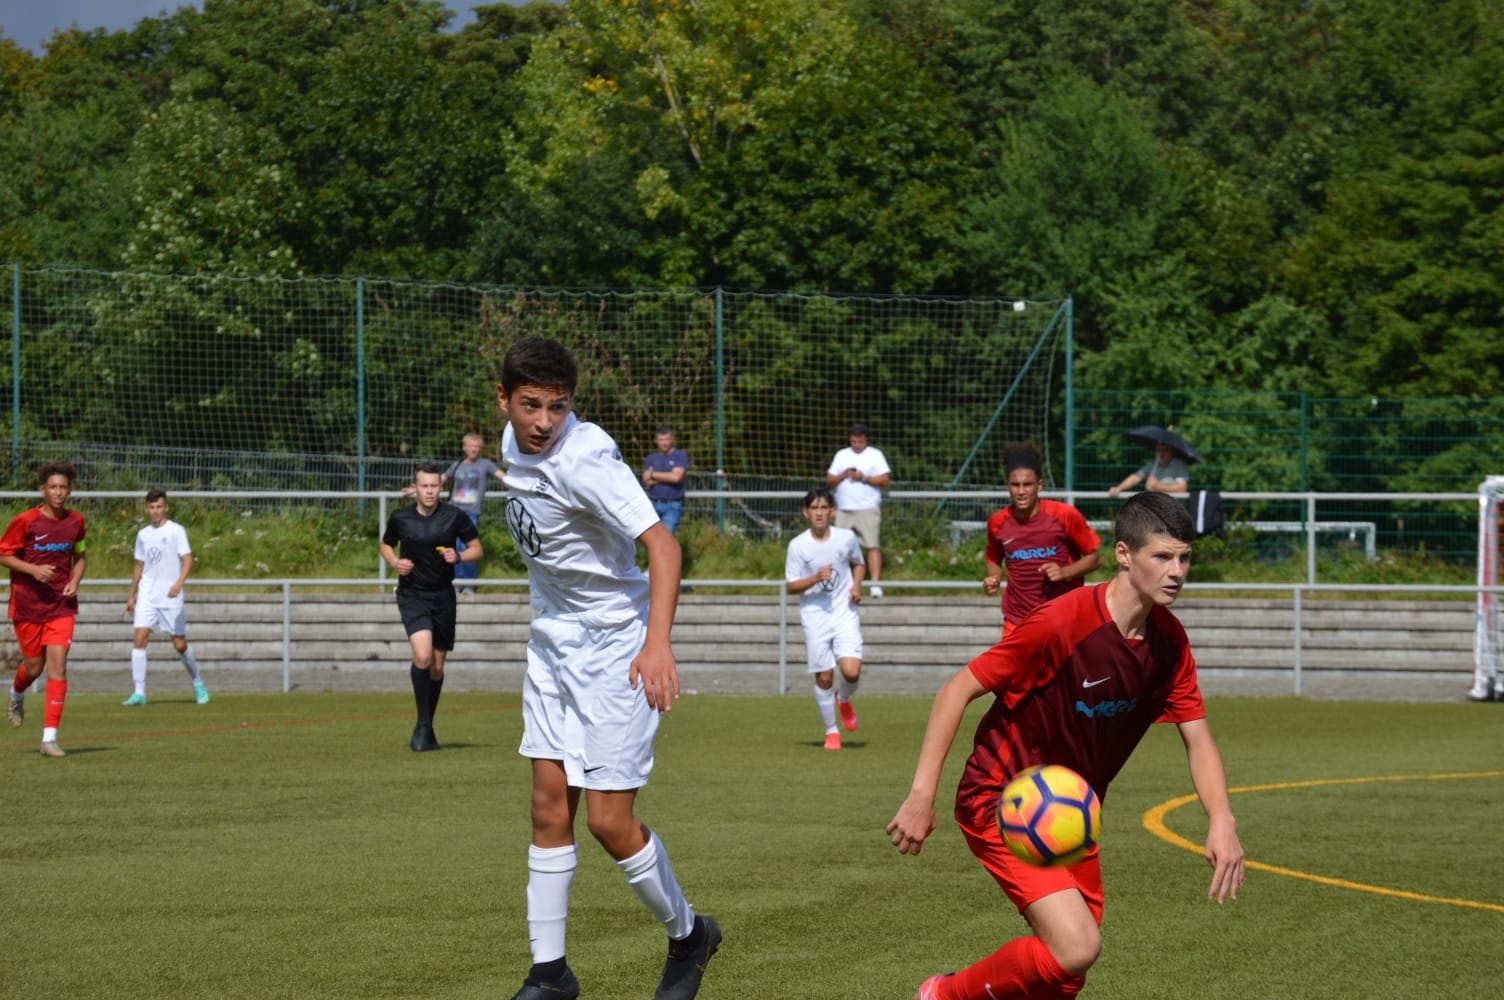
left=643, top=426, right=694, bottom=592
left=826, top=421, right=892, bottom=597
left=642, top=426, right=688, bottom=533
left=1108, top=442, right=1191, bottom=497
left=444, top=432, right=504, bottom=594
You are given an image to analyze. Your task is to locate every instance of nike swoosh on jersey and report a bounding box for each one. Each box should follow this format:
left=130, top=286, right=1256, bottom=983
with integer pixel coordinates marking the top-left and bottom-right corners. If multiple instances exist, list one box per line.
left=1082, top=677, right=1111, bottom=688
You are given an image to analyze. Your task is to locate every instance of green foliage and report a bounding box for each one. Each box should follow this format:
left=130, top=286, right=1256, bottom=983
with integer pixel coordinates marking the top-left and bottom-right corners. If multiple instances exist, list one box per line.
left=485, top=0, right=968, bottom=290
left=4, top=0, right=1504, bottom=412
left=963, top=76, right=1193, bottom=342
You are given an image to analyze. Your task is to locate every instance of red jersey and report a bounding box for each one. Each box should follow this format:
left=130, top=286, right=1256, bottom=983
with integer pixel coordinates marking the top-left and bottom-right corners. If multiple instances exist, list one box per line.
left=0, top=506, right=87, bottom=623
left=954, top=583, right=1204, bottom=832
left=985, top=499, right=1101, bottom=624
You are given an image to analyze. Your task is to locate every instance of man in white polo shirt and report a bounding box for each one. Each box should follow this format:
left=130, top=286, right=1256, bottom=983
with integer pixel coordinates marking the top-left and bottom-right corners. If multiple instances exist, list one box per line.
left=826, top=421, right=892, bottom=598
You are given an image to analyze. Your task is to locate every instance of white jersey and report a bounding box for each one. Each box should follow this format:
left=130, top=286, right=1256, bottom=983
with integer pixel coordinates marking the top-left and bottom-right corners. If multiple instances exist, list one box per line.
left=827, top=445, right=890, bottom=511
left=134, top=519, right=192, bottom=605
left=501, top=413, right=659, bottom=619
left=786, top=526, right=864, bottom=622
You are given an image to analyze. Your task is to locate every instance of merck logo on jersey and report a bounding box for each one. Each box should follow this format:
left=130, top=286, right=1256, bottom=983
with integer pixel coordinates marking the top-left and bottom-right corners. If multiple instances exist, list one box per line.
left=1075, top=697, right=1139, bottom=719
left=1008, top=545, right=1059, bottom=561
left=32, top=541, right=74, bottom=553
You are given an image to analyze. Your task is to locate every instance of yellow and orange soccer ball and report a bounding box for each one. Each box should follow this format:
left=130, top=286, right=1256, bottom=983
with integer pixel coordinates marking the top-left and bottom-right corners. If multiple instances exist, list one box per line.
left=998, top=764, right=1102, bottom=866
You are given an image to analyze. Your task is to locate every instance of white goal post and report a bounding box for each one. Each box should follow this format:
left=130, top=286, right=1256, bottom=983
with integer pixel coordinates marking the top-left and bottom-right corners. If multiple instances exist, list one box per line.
left=1474, top=476, right=1504, bottom=699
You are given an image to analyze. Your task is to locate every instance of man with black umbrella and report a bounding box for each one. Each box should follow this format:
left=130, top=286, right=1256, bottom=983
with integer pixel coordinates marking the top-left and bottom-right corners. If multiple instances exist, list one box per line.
left=1108, top=427, right=1195, bottom=497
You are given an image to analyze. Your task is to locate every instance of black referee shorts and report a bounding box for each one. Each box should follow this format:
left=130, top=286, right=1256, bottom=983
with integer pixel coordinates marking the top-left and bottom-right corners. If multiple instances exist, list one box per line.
left=395, top=587, right=458, bottom=651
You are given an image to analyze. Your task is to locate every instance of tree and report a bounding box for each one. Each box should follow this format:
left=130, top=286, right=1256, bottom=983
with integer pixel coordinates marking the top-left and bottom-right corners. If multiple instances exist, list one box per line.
left=482, top=0, right=967, bottom=291
left=1279, top=0, right=1504, bottom=398
left=961, top=77, right=1194, bottom=342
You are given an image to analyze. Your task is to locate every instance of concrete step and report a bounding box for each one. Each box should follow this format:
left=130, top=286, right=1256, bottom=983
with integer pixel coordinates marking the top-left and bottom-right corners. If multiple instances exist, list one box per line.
left=43, top=591, right=1481, bottom=700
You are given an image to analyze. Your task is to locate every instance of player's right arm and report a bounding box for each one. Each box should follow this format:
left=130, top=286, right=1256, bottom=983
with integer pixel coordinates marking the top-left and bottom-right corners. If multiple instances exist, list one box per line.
left=983, top=558, right=1004, bottom=596
left=0, top=553, right=48, bottom=582
left=887, top=666, right=988, bottom=855
left=982, top=510, right=1006, bottom=595
left=126, top=559, right=145, bottom=613
left=378, top=541, right=411, bottom=575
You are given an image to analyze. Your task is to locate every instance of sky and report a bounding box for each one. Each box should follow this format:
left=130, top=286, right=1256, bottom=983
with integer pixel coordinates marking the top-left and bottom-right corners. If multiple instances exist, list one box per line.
left=1, top=0, right=499, bottom=55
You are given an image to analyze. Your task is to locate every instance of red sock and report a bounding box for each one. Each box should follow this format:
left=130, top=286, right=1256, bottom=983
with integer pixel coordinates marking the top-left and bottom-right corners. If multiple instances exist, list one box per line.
left=44, top=677, right=67, bottom=729
left=12, top=667, right=27, bottom=694
left=945, top=936, right=1085, bottom=999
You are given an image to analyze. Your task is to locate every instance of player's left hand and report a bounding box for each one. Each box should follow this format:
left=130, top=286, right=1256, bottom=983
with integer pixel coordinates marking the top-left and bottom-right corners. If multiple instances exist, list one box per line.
left=1204, top=817, right=1245, bottom=904
left=1041, top=564, right=1064, bottom=583
left=630, top=642, right=681, bottom=713
left=886, top=793, right=937, bottom=856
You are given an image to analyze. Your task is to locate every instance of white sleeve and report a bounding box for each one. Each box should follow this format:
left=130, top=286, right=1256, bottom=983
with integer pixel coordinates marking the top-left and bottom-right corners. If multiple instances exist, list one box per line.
left=570, top=428, right=658, bottom=540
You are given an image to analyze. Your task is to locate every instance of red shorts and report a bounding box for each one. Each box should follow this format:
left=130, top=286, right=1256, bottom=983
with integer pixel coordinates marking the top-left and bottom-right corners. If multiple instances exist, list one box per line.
left=957, top=809, right=1105, bottom=925
left=12, top=617, right=76, bottom=660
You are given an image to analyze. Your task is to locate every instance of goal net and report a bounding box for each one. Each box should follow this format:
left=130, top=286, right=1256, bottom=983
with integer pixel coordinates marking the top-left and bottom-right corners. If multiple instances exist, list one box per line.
left=1475, top=475, right=1504, bottom=699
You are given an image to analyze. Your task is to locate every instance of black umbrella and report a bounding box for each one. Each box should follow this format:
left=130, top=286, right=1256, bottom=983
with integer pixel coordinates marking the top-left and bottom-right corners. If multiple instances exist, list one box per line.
left=1127, top=425, right=1202, bottom=464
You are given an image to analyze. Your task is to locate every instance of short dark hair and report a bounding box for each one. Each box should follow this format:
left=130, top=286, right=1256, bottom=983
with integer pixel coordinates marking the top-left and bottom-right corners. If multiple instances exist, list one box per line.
left=1115, top=491, right=1194, bottom=549
left=655, top=426, right=676, bottom=437
left=146, top=488, right=168, bottom=503
left=501, top=337, right=578, bottom=395
left=37, top=462, right=76, bottom=485
left=848, top=422, right=869, bottom=437
left=802, top=485, right=836, bottom=508
left=1002, top=441, right=1043, bottom=477
left=414, top=461, right=446, bottom=479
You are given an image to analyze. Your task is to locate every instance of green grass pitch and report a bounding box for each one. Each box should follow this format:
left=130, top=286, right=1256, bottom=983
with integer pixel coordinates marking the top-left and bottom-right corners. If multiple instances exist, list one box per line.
left=3, top=691, right=1500, bottom=998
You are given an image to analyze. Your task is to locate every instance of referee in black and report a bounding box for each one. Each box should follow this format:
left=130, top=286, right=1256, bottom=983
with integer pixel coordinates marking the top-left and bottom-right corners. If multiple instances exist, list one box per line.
left=380, top=462, right=483, bottom=751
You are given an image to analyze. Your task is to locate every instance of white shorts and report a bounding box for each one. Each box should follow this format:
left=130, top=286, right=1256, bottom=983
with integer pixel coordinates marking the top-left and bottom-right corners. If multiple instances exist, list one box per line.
left=801, top=607, right=863, bottom=674
left=518, top=611, right=659, bottom=791
left=133, top=599, right=187, bottom=636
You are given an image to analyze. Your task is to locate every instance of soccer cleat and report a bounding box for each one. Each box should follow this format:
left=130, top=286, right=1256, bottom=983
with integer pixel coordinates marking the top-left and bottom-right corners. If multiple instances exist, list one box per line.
left=410, top=724, right=439, bottom=752
left=121, top=692, right=147, bottom=706
left=194, top=682, right=210, bottom=705
left=654, top=914, right=721, bottom=1000
left=7, top=696, right=22, bottom=728
left=837, top=697, right=859, bottom=732
left=869, top=585, right=884, bottom=599
left=914, top=973, right=951, bottom=1000
left=823, top=731, right=842, bottom=751
left=1465, top=687, right=1495, bottom=702
left=507, top=965, right=580, bottom=1000
left=39, top=741, right=66, bottom=758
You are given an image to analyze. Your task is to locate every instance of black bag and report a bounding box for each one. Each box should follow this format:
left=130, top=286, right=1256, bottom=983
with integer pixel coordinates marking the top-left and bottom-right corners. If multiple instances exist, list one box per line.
left=1186, top=490, right=1225, bottom=539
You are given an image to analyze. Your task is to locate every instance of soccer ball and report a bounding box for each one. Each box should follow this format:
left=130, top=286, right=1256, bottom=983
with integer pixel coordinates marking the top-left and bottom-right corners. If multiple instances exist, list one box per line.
left=998, top=764, right=1101, bottom=866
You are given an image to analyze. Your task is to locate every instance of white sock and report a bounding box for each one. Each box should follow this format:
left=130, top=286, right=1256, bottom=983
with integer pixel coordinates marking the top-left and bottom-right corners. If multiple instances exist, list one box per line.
left=180, top=646, right=202, bottom=683
left=131, top=648, right=147, bottom=695
left=836, top=673, right=859, bottom=703
left=618, top=830, right=695, bottom=940
left=526, top=844, right=577, bottom=964
left=814, top=683, right=838, bottom=733
left=42, top=726, right=57, bottom=743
